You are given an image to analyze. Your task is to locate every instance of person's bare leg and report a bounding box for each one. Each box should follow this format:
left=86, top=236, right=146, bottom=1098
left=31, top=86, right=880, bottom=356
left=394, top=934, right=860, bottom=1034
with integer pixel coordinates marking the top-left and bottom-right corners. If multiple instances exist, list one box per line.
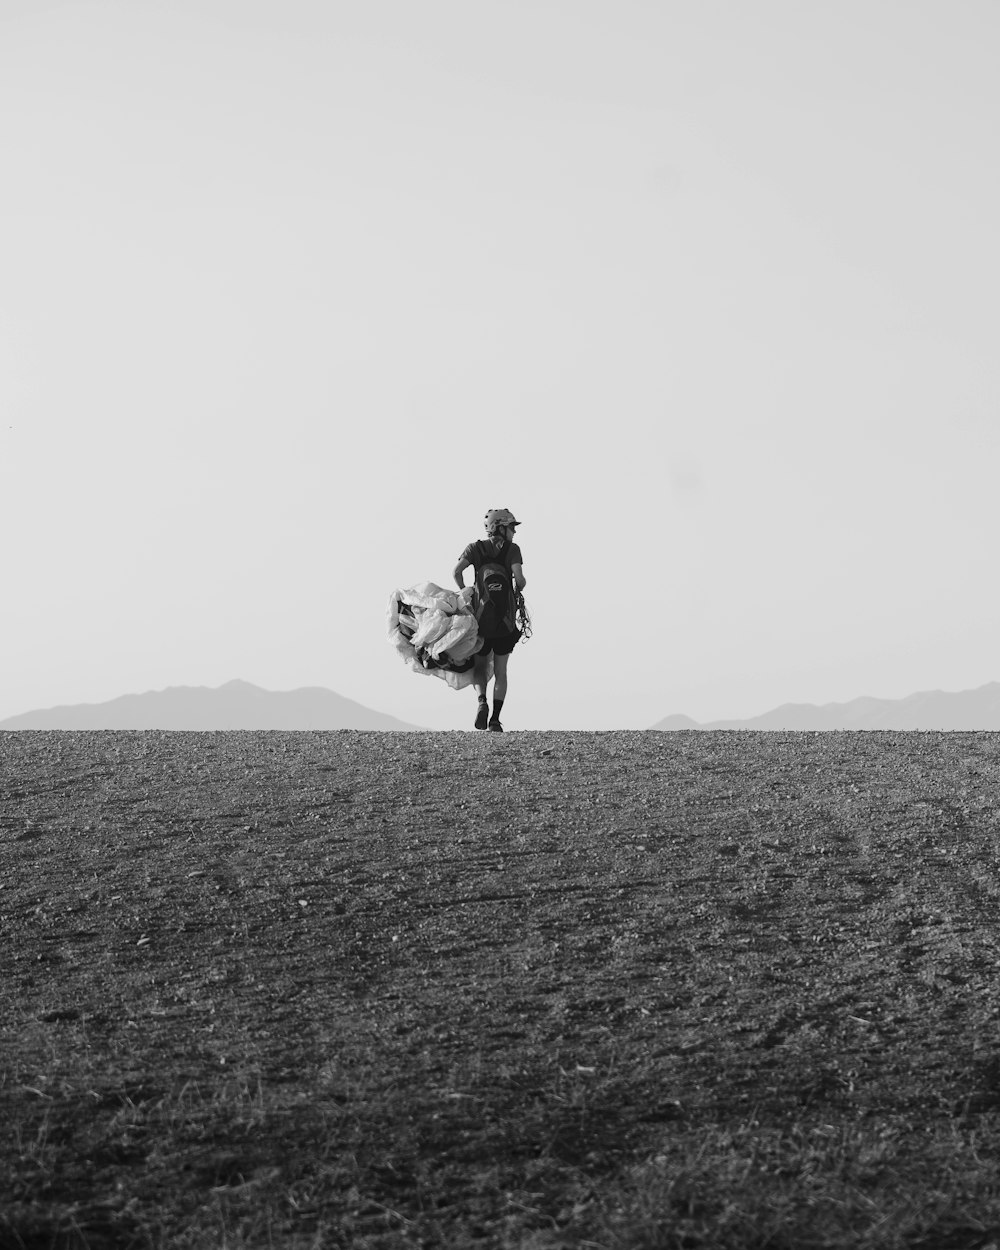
left=492, top=652, right=509, bottom=702
left=490, top=653, right=510, bottom=728
left=473, top=653, right=490, bottom=701
left=473, top=653, right=490, bottom=729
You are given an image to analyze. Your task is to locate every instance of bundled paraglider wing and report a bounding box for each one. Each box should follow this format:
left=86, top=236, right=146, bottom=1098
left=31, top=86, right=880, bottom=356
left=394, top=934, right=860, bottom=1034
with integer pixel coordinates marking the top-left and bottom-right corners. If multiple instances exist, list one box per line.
left=387, top=582, right=493, bottom=691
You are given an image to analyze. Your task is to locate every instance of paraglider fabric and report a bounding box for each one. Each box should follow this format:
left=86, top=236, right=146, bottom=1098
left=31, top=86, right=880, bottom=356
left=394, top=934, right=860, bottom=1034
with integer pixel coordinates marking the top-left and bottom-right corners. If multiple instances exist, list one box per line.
left=387, top=582, right=493, bottom=691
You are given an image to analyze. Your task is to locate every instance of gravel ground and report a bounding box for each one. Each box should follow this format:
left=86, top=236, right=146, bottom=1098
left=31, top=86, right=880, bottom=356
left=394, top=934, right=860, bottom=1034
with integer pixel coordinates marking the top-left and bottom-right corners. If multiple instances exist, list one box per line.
left=3, top=729, right=1000, bottom=1246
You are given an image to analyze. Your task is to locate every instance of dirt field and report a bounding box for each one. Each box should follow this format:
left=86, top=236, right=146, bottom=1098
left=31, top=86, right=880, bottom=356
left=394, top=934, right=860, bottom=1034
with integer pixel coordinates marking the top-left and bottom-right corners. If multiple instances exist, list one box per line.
left=3, top=730, right=1000, bottom=1248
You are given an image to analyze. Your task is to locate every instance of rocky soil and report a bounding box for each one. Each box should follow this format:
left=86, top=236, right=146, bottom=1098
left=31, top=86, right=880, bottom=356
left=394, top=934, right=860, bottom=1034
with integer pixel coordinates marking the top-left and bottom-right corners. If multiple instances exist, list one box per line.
left=3, top=729, right=1000, bottom=1248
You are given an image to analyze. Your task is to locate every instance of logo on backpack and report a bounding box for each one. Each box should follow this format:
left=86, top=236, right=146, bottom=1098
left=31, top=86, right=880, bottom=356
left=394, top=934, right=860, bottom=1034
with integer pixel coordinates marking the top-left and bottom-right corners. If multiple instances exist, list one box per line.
left=475, top=559, right=517, bottom=637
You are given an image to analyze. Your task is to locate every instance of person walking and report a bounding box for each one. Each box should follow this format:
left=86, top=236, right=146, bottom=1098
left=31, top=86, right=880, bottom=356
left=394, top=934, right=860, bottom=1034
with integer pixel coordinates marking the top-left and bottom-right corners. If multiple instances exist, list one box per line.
left=453, top=508, right=527, bottom=731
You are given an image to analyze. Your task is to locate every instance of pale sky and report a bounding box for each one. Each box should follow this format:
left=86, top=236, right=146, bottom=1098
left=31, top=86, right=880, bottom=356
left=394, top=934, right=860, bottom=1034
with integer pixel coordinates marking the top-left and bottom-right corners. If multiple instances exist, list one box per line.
left=2, top=0, right=999, bottom=731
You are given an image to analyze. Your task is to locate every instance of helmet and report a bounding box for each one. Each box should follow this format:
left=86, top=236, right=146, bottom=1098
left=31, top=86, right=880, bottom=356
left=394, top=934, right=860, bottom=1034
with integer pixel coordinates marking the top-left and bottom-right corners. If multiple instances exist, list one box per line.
left=484, top=508, right=521, bottom=533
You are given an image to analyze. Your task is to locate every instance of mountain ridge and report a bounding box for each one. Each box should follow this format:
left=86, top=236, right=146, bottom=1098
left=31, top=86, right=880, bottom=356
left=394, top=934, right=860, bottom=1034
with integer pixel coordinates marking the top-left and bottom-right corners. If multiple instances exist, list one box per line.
left=0, top=680, right=422, bottom=731
left=652, top=682, right=1000, bottom=731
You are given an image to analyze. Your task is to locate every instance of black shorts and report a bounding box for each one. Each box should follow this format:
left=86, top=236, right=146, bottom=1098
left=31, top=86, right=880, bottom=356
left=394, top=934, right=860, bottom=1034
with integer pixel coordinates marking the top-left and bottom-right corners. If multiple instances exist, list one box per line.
left=478, top=628, right=521, bottom=658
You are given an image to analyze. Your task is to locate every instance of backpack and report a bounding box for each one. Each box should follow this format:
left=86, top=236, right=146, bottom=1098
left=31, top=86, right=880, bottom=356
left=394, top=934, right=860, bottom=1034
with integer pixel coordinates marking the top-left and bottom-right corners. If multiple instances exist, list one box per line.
left=475, top=549, right=517, bottom=637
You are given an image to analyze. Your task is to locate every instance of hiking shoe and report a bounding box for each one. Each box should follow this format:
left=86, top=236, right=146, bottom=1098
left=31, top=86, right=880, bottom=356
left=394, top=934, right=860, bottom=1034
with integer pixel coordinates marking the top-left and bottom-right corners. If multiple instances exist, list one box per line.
left=475, top=701, right=489, bottom=730
left=488, top=719, right=504, bottom=732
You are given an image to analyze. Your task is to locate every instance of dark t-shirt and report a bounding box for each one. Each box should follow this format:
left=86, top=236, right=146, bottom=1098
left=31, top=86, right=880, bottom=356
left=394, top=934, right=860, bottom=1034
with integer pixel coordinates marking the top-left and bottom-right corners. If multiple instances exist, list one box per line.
left=459, top=539, right=523, bottom=571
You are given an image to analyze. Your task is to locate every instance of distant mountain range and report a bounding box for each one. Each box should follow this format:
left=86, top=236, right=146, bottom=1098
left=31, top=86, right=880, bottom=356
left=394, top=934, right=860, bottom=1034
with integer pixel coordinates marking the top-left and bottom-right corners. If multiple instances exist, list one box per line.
left=0, top=680, right=422, bottom=731
left=652, top=682, right=1000, bottom=731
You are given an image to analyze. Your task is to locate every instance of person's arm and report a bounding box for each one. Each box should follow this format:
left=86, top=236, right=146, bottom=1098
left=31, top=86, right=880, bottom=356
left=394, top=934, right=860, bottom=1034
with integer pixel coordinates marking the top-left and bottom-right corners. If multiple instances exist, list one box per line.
left=453, top=557, right=472, bottom=590
left=511, top=563, right=526, bottom=592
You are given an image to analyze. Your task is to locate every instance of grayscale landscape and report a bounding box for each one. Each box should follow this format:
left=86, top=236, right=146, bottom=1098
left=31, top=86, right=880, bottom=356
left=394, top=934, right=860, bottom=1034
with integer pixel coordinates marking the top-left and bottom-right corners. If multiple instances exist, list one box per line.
left=7, top=680, right=1000, bottom=735
left=4, top=3, right=1000, bottom=1243
left=4, top=729, right=1000, bottom=1248
left=0, top=680, right=421, bottom=732
left=653, top=682, right=1000, bottom=732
